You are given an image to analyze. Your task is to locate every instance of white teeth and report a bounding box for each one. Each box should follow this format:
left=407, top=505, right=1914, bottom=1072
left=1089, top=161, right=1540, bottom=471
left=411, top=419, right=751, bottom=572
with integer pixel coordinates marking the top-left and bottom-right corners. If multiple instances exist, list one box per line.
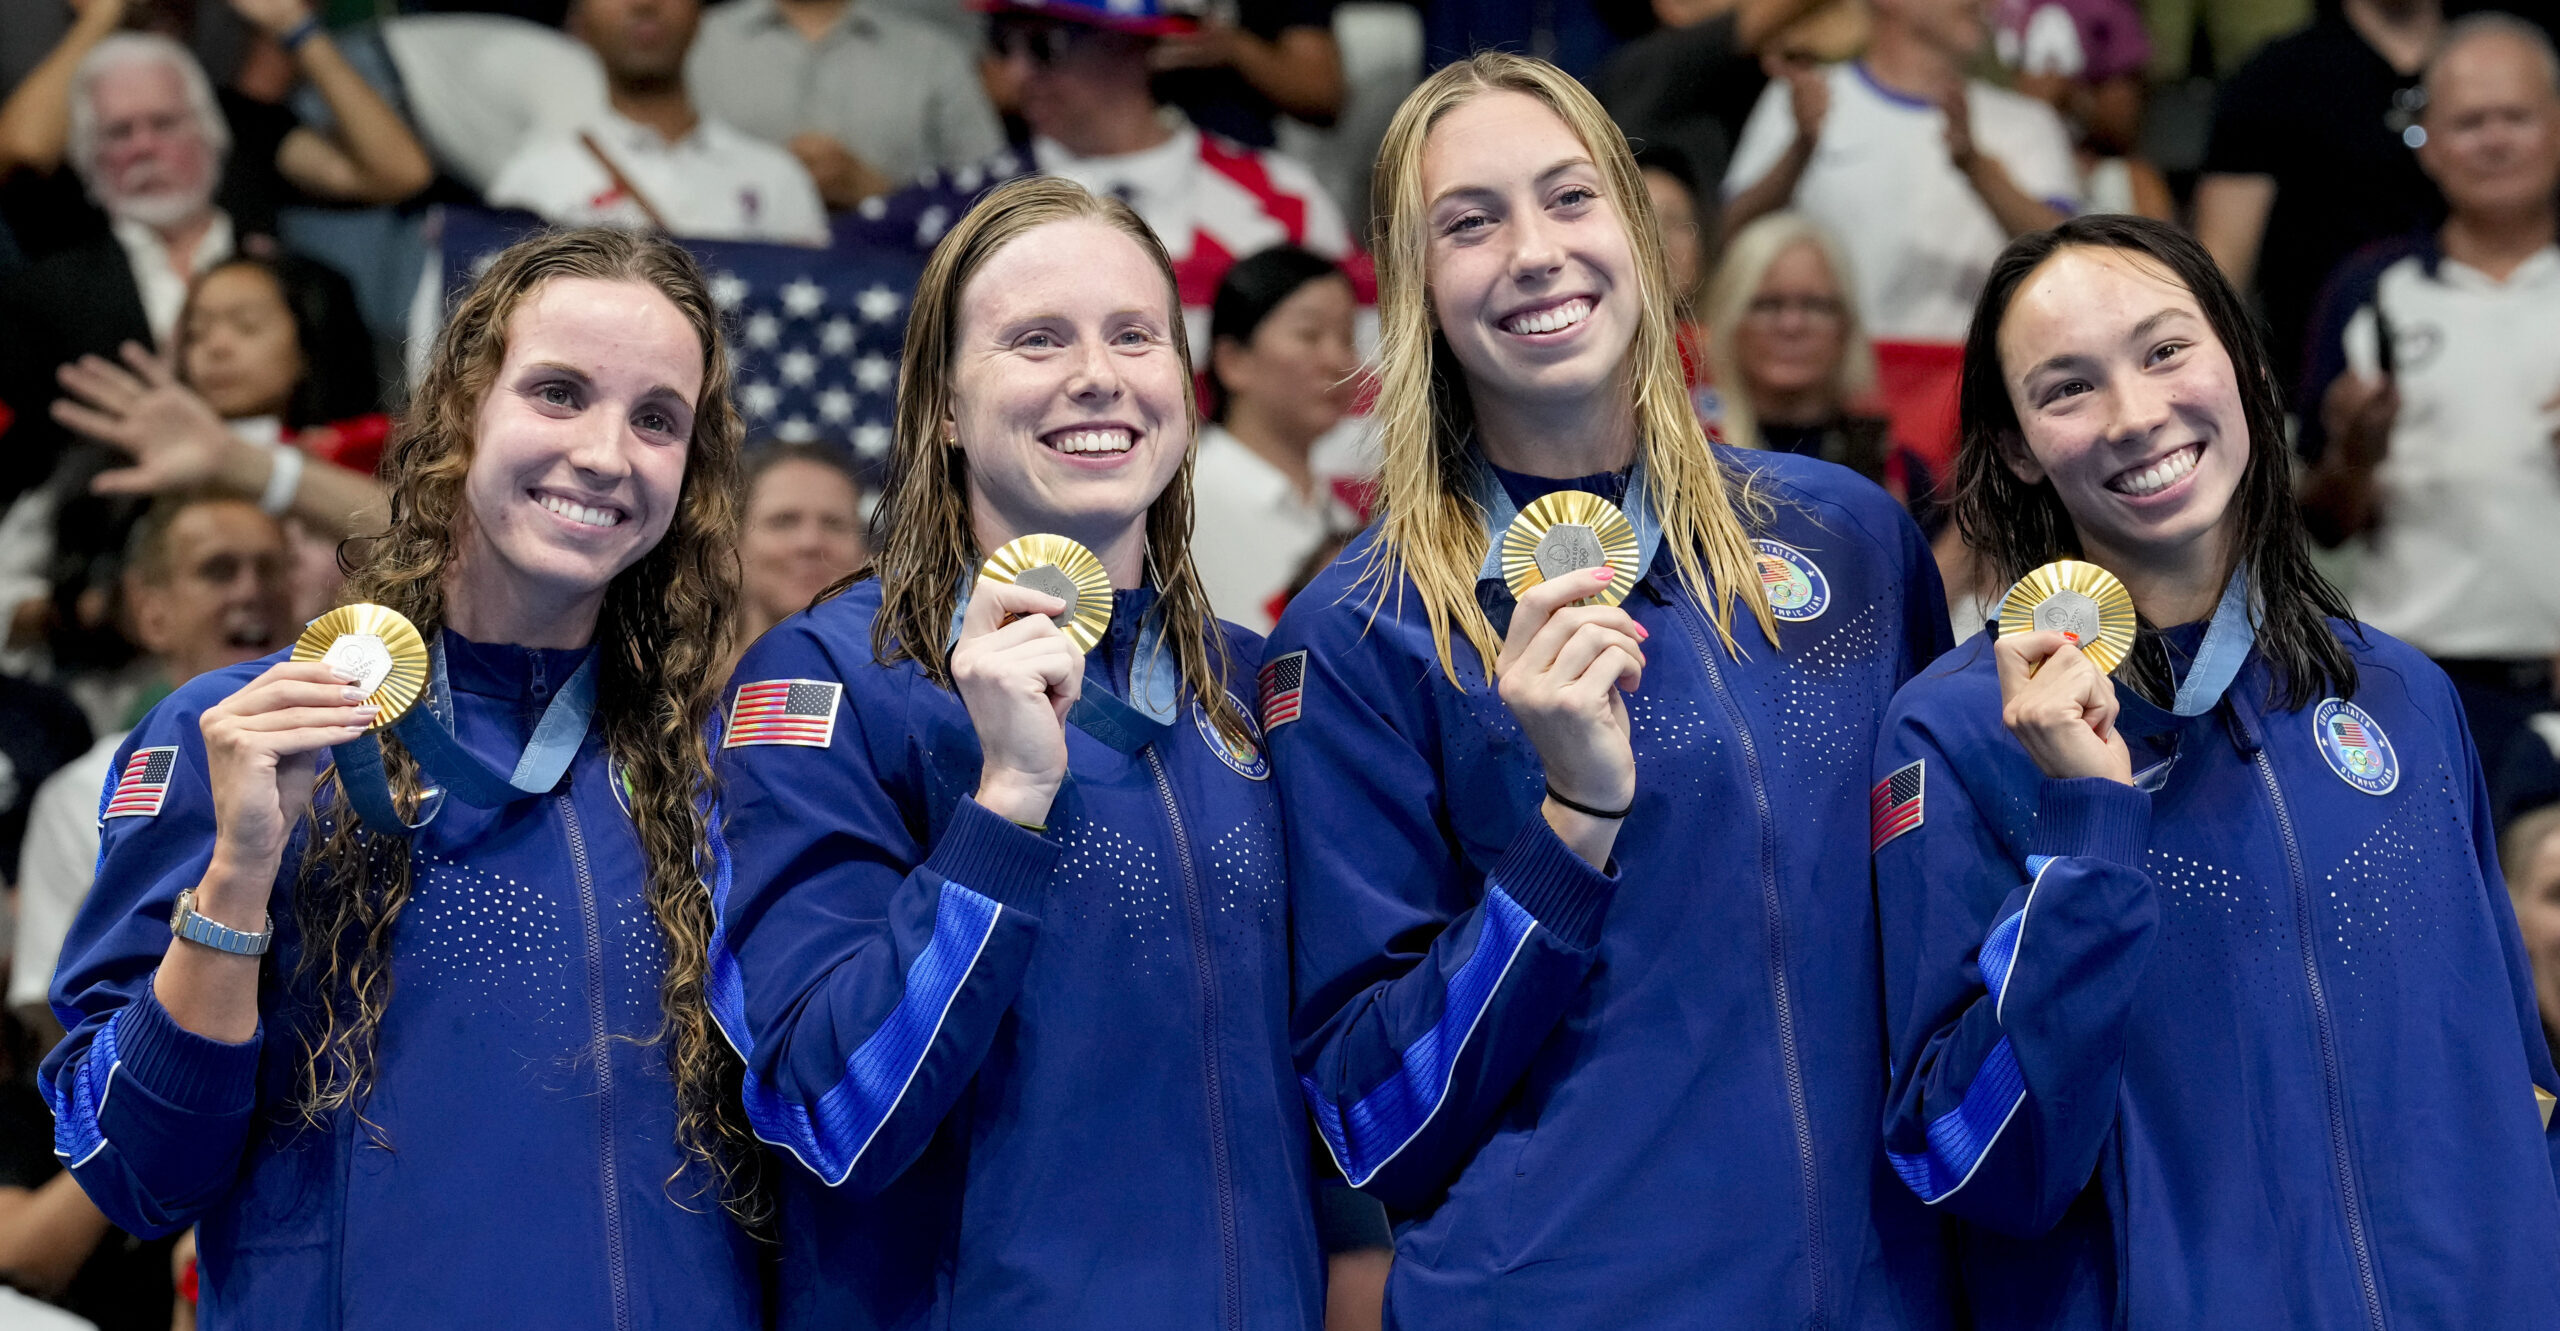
left=1501, top=298, right=1592, bottom=336
left=1049, top=427, right=1134, bottom=455
left=538, top=493, right=623, bottom=528
left=2111, top=445, right=2200, bottom=498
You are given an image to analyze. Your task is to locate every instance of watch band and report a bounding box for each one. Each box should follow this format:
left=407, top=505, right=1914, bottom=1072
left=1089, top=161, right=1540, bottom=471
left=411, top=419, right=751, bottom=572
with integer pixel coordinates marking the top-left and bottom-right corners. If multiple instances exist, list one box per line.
left=170, top=889, right=272, bottom=956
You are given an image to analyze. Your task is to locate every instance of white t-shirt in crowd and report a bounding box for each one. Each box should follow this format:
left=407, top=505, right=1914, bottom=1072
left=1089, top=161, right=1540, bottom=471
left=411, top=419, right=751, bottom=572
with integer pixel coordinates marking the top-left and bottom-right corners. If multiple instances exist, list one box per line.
left=111, top=210, right=234, bottom=348
left=2333, top=246, right=2560, bottom=658
left=1189, top=423, right=1362, bottom=633
left=486, top=108, right=829, bottom=246
left=12, top=733, right=119, bottom=1013
left=1724, top=63, right=2079, bottom=343
left=379, top=15, right=608, bottom=192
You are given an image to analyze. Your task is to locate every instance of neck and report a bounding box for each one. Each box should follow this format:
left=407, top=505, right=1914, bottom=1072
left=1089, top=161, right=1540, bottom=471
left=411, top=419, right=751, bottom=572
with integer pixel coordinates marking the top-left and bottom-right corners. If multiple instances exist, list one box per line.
left=612, top=82, right=699, bottom=142
left=2439, top=205, right=2557, bottom=280
left=1860, top=27, right=1959, bottom=99
left=1039, top=92, right=1172, bottom=158
left=2088, top=529, right=2232, bottom=628
left=1752, top=385, right=1834, bottom=428
left=1472, top=381, right=1640, bottom=479
left=775, top=0, right=849, bottom=40
left=1220, top=406, right=1320, bottom=499
left=2344, top=0, right=2441, bottom=73
left=147, top=209, right=216, bottom=272
left=442, top=566, right=604, bottom=651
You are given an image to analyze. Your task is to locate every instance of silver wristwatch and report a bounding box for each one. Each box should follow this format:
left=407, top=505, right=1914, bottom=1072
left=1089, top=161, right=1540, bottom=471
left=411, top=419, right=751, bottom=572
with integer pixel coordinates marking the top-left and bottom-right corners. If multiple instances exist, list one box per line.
left=169, top=888, right=272, bottom=956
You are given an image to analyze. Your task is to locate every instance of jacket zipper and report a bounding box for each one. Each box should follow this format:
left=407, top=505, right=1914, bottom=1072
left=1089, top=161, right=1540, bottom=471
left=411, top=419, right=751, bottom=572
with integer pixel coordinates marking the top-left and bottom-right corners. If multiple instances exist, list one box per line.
left=561, top=790, right=633, bottom=1331
left=1144, top=746, right=1243, bottom=1331
left=2253, top=752, right=2385, bottom=1331
left=1671, top=598, right=1827, bottom=1328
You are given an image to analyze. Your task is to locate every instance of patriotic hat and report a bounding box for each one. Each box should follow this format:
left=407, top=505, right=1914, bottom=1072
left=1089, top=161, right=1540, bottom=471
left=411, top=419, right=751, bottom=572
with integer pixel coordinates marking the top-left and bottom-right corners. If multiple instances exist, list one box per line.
left=973, top=0, right=1204, bottom=38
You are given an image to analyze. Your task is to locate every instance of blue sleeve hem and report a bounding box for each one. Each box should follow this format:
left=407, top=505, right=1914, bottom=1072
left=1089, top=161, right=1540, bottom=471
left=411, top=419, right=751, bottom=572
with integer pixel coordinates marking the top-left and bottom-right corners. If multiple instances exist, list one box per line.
left=114, top=986, right=260, bottom=1117
left=1489, top=817, right=1617, bottom=951
left=2030, top=778, right=2152, bottom=866
left=924, top=797, right=1061, bottom=915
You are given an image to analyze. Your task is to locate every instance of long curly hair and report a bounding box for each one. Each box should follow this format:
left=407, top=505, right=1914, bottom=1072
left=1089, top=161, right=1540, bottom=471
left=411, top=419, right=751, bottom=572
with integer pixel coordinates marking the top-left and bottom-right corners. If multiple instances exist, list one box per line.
left=856, top=176, right=1249, bottom=744
left=291, top=228, right=759, bottom=1215
left=1358, top=51, right=1775, bottom=685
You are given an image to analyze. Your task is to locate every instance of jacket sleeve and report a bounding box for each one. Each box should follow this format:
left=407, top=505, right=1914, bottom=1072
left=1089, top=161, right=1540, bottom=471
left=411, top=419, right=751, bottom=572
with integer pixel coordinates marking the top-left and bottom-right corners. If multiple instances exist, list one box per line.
left=708, top=624, right=1058, bottom=1195
left=1271, top=605, right=1619, bottom=1213
left=1874, top=704, right=2161, bottom=1238
left=38, top=689, right=269, bottom=1239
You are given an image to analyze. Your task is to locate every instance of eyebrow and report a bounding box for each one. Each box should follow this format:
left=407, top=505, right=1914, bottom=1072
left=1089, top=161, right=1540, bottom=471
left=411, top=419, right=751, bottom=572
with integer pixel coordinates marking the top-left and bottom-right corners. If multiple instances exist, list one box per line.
left=1427, top=155, right=1596, bottom=210
left=2021, top=307, right=2197, bottom=380
left=522, top=360, right=696, bottom=407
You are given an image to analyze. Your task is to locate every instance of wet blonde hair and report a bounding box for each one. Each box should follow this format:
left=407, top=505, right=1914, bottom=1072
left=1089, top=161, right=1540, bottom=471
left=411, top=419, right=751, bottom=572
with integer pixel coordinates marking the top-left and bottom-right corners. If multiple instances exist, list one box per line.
left=856, top=176, right=1248, bottom=743
left=1360, top=51, right=1774, bottom=682
left=1700, top=211, right=1877, bottom=452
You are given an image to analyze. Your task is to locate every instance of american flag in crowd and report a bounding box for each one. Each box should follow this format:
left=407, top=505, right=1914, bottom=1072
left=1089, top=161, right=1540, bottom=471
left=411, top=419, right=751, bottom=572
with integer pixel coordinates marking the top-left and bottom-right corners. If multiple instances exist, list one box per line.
left=433, top=207, right=923, bottom=489
left=2333, top=718, right=2369, bottom=749
left=104, top=746, right=178, bottom=820
left=724, top=679, right=844, bottom=749
left=1259, top=650, right=1308, bottom=731
left=1870, top=760, right=1925, bottom=851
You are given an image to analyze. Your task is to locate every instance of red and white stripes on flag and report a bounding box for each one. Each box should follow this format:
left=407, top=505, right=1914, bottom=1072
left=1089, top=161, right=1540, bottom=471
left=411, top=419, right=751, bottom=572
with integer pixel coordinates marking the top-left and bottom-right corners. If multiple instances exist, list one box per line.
left=1259, top=651, right=1307, bottom=732
left=1871, top=760, right=1925, bottom=851
left=723, top=679, right=842, bottom=749
left=104, top=746, right=178, bottom=820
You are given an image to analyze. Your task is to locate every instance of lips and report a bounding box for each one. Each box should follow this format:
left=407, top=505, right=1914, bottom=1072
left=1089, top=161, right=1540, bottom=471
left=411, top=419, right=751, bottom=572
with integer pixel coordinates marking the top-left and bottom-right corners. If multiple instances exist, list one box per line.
left=1498, top=296, right=1594, bottom=337
left=533, top=489, right=628, bottom=529
left=2107, top=443, right=2201, bottom=498
left=1043, top=424, right=1136, bottom=456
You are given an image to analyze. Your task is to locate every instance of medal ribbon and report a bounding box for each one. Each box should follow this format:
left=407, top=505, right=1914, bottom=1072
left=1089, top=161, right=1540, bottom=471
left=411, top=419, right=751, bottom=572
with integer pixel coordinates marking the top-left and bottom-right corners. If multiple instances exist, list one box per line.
left=2169, top=565, right=2256, bottom=717
left=1469, top=457, right=1664, bottom=633
left=333, top=635, right=600, bottom=836
left=948, top=584, right=1178, bottom=756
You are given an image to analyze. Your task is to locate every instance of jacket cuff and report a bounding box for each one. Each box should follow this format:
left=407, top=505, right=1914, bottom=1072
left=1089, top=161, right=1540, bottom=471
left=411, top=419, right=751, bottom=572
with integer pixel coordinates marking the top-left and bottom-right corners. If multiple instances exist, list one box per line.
left=927, top=797, right=1062, bottom=915
left=1489, top=816, right=1618, bottom=951
left=2031, top=778, right=2152, bottom=867
left=114, top=985, right=261, bottom=1118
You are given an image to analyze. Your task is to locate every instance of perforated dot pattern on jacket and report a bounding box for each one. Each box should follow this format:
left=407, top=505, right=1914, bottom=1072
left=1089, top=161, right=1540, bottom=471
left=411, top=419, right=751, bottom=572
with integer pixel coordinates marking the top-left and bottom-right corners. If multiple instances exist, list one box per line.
left=1203, top=817, right=1283, bottom=931
left=1049, top=816, right=1180, bottom=971
left=2314, top=761, right=2478, bottom=1019
left=1747, top=600, right=1891, bottom=787
left=401, top=855, right=575, bottom=1028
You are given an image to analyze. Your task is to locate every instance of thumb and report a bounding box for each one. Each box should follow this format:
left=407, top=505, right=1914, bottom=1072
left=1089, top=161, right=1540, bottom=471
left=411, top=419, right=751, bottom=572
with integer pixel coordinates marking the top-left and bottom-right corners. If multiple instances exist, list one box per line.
left=89, top=465, right=160, bottom=495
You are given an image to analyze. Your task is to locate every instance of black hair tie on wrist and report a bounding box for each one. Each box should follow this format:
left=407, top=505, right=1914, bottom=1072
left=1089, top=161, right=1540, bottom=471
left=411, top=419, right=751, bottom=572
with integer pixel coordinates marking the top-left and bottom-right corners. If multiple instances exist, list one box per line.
left=1544, top=782, right=1632, bottom=821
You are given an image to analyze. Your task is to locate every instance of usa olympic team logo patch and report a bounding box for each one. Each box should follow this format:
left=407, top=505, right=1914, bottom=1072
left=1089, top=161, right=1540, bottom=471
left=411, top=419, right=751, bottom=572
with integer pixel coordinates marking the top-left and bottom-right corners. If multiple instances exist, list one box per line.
left=2312, top=699, right=2398, bottom=795
left=1754, top=540, right=1830, bottom=622
left=1198, top=694, right=1270, bottom=781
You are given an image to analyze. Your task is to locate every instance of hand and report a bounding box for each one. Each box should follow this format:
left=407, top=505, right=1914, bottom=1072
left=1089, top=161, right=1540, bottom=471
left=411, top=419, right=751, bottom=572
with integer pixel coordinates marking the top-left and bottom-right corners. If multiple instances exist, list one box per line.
left=53, top=343, right=257, bottom=497
left=2320, top=371, right=2398, bottom=471
left=1938, top=83, right=1976, bottom=170
left=198, top=660, right=379, bottom=893
left=1994, top=631, right=2132, bottom=785
left=226, top=0, right=315, bottom=38
left=1496, top=568, right=1647, bottom=815
left=787, top=132, right=895, bottom=210
left=1765, top=53, right=1829, bottom=146
left=952, top=578, right=1083, bottom=827
left=1147, top=21, right=1246, bottom=72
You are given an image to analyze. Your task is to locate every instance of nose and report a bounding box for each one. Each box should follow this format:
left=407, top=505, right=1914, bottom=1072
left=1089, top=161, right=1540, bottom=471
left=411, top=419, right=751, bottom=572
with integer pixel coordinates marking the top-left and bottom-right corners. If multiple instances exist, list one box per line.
left=566, top=410, right=637, bottom=483
left=1063, top=336, right=1124, bottom=405
left=1507, top=208, right=1566, bottom=283
left=2107, top=370, right=2176, bottom=444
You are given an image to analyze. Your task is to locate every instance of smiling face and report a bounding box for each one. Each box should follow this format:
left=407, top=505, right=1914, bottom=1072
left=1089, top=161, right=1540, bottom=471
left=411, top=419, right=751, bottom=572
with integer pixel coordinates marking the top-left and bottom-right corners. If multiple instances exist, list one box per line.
left=182, top=265, right=303, bottom=421
left=127, top=498, right=292, bottom=684
left=455, top=276, right=702, bottom=642
left=1996, top=245, right=2250, bottom=592
left=1736, top=239, right=1850, bottom=409
left=1421, top=90, right=1641, bottom=443
left=948, top=217, right=1189, bottom=579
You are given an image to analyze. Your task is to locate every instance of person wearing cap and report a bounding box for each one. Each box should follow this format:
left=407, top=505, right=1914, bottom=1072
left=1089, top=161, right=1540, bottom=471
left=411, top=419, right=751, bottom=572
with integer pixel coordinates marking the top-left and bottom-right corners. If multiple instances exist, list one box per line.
left=851, top=0, right=1359, bottom=363
left=1876, top=213, right=2560, bottom=1327
left=709, top=175, right=1320, bottom=1328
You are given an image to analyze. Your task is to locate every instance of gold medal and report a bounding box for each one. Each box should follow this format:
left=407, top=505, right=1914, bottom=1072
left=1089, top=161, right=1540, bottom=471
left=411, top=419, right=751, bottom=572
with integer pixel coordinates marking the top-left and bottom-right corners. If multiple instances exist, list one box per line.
left=1997, top=560, right=2137, bottom=675
left=980, top=534, right=1113, bottom=653
left=292, top=603, right=429, bottom=730
left=1499, top=491, right=1640, bottom=609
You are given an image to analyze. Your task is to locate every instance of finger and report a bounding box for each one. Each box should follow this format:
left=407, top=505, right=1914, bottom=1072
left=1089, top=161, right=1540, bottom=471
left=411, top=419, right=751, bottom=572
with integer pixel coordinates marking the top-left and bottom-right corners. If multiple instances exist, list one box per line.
left=227, top=704, right=381, bottom=734
left=1557, top=644, right=1645, bottom=705
left=1523, top=603, right=1644, bottom=676
left=223, top=677, right=379, bottom=714
left=1503, top=568, right=1622, bottom=664
left=1993, top=631, right=2061, bottom=696
left=1546, top=623, right=1647, bottom=688
left=52, top=356, right=138, bottom=411
left=50, top=400, right=140, bottom=450
left=119, top=340, right=176, bottom=386
left=960, top=577, right=1071, bottom=639
left=964, top=605, right=1076, bottom=657
left=88, top=466, right=161, bottom=495
left=241, top=723, right=379, bottom=758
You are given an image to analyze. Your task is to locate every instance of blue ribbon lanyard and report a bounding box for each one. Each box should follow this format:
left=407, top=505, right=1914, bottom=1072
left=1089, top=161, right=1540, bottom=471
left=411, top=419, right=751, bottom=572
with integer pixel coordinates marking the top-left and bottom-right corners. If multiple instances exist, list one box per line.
left=947, top=584, right=1178, bottom=756
left=332, top=634, right=600, bottom=836
left=2168, top=565, right=2257, bottom=718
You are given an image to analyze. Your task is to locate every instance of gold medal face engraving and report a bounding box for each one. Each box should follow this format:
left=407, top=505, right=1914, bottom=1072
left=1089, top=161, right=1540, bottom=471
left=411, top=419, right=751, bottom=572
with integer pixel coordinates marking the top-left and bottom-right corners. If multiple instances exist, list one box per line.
left=1997, top=560, right=2138, bottom=676
left=980, top=534, right=1113, bottom=653
left=293, top=603, right=429, bottom=730
left=1500, top=491, right=1639, bottom=609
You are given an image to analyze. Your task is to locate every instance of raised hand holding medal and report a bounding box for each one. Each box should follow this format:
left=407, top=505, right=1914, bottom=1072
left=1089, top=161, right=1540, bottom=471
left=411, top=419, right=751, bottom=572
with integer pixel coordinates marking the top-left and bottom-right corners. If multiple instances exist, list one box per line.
left=1492, top=493, right=1649, bottom=866
left=1992, top=561, right=2135, bottom=785
left=957, top=536, right=1105, bottom=827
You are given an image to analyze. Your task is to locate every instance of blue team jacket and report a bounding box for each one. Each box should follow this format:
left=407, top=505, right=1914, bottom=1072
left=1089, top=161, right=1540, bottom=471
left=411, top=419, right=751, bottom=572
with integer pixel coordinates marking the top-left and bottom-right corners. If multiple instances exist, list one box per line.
left=39, top=635, right=762, bottom=1329
left=709, top=580, right=1321, bottom=1330
left=1875, top=623, right=2560, bottom=1328
left=1273, top=449, right=1955, bottom=1329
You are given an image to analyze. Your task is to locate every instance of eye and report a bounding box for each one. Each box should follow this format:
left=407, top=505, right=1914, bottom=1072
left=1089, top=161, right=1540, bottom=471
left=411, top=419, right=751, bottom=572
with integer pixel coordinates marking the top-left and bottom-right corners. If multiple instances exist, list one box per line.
left=634, top=407, right=680, bottom=436
left=1114, top=326, right=1155, bottom=346
left=2042, top=378, right=2094, bottom=406
left=1554, top=185, right=1600, bottom=209
left=1017, top=330, right=1060, bottom=349
left=535, top=380, right=580, bottom=409
left=2148, top=340, right=2189, bottom=367
left=1440, top=212, right=1491, bottom=237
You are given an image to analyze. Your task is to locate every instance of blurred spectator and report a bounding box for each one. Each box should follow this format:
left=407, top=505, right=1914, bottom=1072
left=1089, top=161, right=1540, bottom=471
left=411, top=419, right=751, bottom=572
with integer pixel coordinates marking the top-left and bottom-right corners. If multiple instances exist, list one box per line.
left=2193, top=0, right=2444, bottom=382
left=0, top=675, right=90, bottom=905
left=729, top=441, right=864, bottom=674
left=1699, top=211, right=1939, bottom=534
left=1192, top=245, right=1360, bottom=632
left=2139, top=0, right=2307, bottom=81
left=1993, top=0, right=2172, bottom=218
left=1638, top=144, right=1706, bottom=311
left=686, top=0, right=1002, bottom=209
left=855, top=0, right=1359, bottom=362
left=2501, top=802, right=2560, bottom=1064
left=1600, top=0, right=1840, bottom=212
left=1148, top=0, right=1345, bottom=149
left=0, top=12, right=418, bottom=504
left=484, top=0, right=828, bottom=242
left=376, top=13, right=608, bottom=193
left=1721, top=0, right=2075, bottom=464
left=2297, top=14, right=2560, bottom=804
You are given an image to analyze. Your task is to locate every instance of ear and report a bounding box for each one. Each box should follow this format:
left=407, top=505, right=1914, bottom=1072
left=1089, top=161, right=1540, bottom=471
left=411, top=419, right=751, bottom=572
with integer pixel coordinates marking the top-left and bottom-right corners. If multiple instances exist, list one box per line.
left=1209, top=335, right=1249, bottom=395
left=1997, top=428, right=2047, bottom=486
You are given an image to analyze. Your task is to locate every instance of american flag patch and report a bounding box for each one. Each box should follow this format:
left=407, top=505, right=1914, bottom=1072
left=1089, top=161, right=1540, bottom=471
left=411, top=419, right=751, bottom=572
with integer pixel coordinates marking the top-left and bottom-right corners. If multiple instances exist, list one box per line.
left=723, top=679, right=842, bottom=749
left=1871, top=760, right=1925, bottom=851
left=1259, top=651, right=1307, bottom=731
left=104, top=746, right=178, bottom=819
left=2332, top=717, right=2369, bottom=748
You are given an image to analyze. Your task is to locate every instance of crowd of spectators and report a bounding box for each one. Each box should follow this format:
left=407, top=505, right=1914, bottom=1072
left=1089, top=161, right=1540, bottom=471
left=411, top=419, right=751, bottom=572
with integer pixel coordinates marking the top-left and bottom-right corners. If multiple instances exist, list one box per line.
left=0, top=0, right=2554, bottom=1325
